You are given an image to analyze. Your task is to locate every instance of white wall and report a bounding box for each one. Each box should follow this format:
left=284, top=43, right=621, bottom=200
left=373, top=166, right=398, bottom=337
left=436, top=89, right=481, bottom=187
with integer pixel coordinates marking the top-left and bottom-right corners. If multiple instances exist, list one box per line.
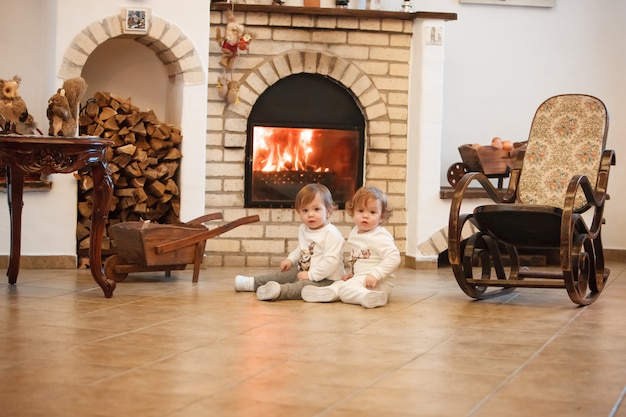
left=1, top=0, right=624, bottom=259
left=0, top=0, right=209, bottom=257
left=0, top=0, right=76, bottom=256
left=398, top=0, right=626, bottom=252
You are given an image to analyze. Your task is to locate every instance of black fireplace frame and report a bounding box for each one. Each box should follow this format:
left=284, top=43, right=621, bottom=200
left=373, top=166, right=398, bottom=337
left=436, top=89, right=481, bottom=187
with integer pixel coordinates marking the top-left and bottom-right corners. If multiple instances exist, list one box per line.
left=245, top=73, right=365, bottom=209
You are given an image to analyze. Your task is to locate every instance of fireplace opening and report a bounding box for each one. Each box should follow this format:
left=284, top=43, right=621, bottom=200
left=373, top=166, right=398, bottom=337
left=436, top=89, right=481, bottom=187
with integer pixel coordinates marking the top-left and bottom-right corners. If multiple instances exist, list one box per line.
left=245, top=73, right=365, bottom=208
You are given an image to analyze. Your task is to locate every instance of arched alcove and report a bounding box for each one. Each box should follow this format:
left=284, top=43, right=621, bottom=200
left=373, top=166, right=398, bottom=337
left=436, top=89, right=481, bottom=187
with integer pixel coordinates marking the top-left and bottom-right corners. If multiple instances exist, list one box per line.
left=81, top=38, right=170, bottom=120
left=62, top=13, right=208, bottom=261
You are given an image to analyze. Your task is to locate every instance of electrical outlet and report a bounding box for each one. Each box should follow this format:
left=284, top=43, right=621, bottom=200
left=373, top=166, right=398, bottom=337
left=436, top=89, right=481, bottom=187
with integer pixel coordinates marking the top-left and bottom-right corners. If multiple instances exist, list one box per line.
left=425, top=25, right=443, bottom=45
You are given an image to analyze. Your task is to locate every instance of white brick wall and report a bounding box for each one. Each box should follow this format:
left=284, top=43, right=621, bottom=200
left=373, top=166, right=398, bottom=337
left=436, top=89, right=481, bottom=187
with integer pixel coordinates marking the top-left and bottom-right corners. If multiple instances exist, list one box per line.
left=207, top=8, right=413, bottom=267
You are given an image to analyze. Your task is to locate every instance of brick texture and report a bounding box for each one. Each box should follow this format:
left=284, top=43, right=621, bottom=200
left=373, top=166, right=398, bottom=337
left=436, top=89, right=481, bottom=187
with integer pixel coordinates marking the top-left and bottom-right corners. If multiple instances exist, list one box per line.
left=207, top=9, right=412, bottom=267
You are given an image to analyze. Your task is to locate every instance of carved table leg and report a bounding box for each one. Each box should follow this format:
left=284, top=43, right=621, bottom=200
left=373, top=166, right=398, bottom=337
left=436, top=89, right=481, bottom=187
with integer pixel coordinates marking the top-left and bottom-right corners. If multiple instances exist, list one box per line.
left=6, top=166, right=24, bottom=285
left=89, top=162, right=116, bottom=297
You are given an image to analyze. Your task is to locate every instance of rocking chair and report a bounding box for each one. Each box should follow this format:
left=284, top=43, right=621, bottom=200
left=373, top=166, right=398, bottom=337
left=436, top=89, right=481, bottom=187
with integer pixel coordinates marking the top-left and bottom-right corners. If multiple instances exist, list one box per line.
left=448, top=94, right=615, bottom=305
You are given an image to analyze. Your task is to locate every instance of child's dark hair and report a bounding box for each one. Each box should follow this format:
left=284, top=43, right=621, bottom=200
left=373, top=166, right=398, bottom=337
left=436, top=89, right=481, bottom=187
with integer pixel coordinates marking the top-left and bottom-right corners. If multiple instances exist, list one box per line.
left=346, top=186, right=393, bottom=223
left=294, top=183, right=337, bottom=213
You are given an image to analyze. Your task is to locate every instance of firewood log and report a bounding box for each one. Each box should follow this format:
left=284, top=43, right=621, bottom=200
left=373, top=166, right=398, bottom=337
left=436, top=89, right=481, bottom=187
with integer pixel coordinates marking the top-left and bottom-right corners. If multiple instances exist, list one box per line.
left=77, top=91, right=183, bottom=254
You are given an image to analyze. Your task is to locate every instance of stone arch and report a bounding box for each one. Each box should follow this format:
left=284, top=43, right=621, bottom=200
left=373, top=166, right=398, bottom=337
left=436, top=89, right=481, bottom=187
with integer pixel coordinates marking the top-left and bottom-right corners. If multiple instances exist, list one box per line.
left=58, top=14, right=205, bottom=85
left=233, top=50, right=392, bottom=139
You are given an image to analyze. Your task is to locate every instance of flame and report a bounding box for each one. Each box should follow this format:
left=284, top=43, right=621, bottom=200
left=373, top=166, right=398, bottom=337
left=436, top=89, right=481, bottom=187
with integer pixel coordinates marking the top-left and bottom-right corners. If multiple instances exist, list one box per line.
left=253, top=126, right=325, bottom=172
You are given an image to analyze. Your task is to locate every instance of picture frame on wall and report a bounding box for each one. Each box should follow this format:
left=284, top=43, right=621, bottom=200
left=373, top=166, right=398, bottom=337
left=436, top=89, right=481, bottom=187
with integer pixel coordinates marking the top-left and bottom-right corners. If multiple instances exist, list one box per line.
left=123, top=8, right=151, bottom=34
left=460, top=0, right=555, bottom=7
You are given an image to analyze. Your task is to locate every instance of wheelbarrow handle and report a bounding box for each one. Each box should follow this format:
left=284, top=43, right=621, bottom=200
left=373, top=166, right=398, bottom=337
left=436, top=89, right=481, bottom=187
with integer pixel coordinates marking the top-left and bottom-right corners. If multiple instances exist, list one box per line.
left=185, top=212, right=223, bottom=225
left=154, top=215, right=260, bottom=255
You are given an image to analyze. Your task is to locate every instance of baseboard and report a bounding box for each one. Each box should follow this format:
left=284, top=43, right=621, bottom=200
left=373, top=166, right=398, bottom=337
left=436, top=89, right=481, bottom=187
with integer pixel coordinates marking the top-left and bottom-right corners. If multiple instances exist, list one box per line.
left=0, top=255, right=76, bottom=269
left=0, top=251, right=621, bottom=271
left=605, top=249, right=626, bottom=262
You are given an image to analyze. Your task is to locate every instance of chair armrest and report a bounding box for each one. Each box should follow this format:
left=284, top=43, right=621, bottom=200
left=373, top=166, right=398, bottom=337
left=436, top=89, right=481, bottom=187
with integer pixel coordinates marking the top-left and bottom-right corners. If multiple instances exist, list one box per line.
left=594, top=149, right=615, bottom=199
left=502, top=148, right=525, bottom=202
left=563, top=174, right=604, bottom=239
left=451, top=172, right=507, bottom=206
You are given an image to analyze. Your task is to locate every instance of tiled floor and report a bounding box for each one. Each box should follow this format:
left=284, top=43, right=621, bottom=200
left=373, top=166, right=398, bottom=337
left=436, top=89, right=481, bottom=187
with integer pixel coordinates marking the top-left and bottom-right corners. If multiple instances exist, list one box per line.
left=1, top=261, right=625, bottom=417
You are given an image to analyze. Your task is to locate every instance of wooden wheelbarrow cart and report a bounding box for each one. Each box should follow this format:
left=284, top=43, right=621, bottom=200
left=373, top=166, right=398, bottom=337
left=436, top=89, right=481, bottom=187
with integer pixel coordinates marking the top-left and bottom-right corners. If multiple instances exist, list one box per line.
left=447, top=142, right=526, bottom=189
left=104, top=213, right=259, bottom=283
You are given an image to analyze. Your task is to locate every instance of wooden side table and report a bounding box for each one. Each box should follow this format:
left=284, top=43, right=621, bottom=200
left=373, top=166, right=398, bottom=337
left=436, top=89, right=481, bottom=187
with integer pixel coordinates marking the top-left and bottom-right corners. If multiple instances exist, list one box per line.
left=0, top=135, right=116, bottom=297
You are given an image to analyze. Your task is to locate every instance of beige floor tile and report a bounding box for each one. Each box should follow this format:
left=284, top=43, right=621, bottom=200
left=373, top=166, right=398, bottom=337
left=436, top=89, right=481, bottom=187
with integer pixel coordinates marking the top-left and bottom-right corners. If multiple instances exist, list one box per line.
left=472, top=395, right=616, bottom=417
left=331, top=387, right=483, bottom=417
left=1, top=263, right=625, bottom=417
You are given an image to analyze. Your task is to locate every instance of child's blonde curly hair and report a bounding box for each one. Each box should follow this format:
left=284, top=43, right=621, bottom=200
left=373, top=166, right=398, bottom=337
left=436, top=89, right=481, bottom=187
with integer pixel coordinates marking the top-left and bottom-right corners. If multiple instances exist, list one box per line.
left=346, top=186, right=393, bottom=224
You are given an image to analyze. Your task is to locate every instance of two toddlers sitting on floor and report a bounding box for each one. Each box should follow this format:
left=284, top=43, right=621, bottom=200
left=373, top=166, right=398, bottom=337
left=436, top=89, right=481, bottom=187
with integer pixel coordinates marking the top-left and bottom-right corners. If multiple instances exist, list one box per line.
left=234, top=183, right=400, bottom=309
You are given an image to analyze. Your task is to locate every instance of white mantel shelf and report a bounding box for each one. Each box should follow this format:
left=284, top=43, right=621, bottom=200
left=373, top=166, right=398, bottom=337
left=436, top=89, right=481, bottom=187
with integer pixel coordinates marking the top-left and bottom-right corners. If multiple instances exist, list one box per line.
left=210, top=3, right=458, bottom=21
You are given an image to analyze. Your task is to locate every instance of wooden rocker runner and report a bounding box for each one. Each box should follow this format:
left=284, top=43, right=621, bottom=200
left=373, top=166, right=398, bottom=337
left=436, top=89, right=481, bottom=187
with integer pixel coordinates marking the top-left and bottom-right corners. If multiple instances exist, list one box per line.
left=105, top=213, right=260, bottom=283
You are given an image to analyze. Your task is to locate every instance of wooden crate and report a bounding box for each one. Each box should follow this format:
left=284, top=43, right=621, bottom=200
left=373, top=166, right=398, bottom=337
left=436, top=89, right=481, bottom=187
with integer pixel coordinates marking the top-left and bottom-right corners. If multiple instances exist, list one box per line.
left=457, top=143, right=525, bottom=176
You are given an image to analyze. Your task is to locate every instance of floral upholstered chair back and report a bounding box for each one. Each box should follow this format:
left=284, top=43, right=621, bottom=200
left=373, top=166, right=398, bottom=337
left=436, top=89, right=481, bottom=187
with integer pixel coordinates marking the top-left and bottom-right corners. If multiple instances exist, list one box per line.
left=517, top=94, right=608, bottom=211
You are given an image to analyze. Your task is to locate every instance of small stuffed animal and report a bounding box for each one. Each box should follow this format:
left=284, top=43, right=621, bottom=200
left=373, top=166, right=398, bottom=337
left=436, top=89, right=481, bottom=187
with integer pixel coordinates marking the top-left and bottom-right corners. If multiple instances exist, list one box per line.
left=47, top=88, right=73, bottom=137
left=0, top=75, right=30, bottom=133
left=46, top=77, right=87, bottom=137
left=226, top=79, right=240, bottom=105
left=215, top=11, right=251, bottom=70
left=217, top=70, right=241, bottom=105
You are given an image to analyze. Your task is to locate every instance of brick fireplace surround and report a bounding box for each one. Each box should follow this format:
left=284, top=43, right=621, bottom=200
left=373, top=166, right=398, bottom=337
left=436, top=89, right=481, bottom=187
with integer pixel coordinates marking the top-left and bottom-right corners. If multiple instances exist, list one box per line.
left=206, top=4, right=457, bottom=269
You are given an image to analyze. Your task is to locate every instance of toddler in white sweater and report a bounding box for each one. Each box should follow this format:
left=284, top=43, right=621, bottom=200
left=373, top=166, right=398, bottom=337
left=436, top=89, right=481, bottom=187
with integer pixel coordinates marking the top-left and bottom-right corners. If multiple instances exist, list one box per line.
left=234, top=183, right=345, bottom=301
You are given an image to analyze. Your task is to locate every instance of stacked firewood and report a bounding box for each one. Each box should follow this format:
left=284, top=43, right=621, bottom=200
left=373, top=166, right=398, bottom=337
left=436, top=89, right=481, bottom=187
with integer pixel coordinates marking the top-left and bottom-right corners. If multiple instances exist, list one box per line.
left=76, top=91, right=182, bottom=257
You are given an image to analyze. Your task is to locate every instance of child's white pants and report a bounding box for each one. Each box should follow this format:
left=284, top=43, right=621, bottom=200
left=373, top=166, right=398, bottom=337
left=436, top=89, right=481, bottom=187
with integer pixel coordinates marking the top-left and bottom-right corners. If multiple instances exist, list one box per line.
left=324, top=275, right=394, bottom=306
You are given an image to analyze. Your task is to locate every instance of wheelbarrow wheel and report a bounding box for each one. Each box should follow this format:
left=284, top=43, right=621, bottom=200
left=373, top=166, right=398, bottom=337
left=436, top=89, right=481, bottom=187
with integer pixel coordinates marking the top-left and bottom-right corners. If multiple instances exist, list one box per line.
left=104, top=254, right=129, bottom=282
left=447, top=162, right=470, bottom=188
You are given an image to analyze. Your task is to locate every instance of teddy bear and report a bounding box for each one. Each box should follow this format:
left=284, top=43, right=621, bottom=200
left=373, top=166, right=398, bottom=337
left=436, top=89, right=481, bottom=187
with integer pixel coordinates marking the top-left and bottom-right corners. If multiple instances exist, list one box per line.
left=46, top=77, right=87, bottom=137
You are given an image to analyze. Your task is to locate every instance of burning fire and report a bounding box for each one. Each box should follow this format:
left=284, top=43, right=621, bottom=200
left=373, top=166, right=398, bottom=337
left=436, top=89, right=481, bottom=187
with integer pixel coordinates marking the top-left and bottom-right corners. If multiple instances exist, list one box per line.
left=253, top=126, right=328, bottom=172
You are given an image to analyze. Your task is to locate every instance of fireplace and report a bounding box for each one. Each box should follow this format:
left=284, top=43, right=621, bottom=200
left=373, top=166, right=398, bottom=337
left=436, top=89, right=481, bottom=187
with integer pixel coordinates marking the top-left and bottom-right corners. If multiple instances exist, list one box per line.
left=205, top=4, right=456, bottom=268
left=245, top=73, right=365, bottom=208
